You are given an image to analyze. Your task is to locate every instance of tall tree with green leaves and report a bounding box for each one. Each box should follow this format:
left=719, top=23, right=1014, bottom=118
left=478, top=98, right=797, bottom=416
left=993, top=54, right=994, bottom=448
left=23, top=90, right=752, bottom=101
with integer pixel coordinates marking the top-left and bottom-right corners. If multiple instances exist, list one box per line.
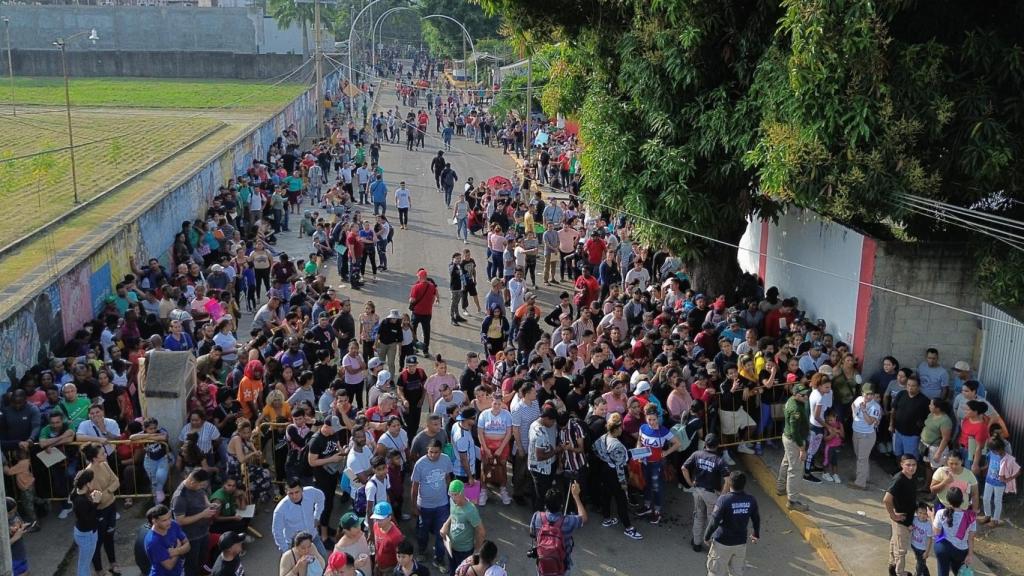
left=268, top=0, right=338, bottom=57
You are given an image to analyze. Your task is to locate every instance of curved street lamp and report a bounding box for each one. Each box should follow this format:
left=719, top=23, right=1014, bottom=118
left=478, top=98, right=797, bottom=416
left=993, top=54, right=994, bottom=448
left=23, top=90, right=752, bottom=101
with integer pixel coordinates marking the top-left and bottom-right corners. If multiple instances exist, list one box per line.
left=347, top=0, right=388, bottom=115
left=371, top=6, right=416, bottom=69
left=420, top=14, right=477, bottom=84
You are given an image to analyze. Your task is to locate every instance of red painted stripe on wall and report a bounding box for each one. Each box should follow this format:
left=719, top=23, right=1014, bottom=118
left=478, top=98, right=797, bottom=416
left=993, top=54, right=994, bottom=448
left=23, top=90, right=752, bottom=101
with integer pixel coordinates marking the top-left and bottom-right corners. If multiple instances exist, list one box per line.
left=853, top=237, right=877, bottom=357
left=758, top=219, right=769, bottom=281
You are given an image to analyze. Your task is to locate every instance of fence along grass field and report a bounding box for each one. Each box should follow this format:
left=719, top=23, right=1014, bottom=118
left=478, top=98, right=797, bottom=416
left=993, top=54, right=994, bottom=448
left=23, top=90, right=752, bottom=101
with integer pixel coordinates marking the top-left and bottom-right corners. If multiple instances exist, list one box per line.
left=8, top=76, right=307, bottom=110
left=0, top=112, right=224, bottom=249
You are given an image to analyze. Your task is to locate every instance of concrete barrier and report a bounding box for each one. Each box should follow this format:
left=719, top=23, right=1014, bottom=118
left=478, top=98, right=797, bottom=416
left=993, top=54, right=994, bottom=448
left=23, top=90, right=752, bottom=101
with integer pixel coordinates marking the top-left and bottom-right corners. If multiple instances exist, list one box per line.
left=9, top=49, right=306, bottom=80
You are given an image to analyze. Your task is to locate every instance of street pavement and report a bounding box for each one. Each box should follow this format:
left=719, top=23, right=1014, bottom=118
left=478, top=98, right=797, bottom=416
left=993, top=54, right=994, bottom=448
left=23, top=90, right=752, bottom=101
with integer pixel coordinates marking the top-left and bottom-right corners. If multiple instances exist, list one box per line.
left=28, top=81, right=827, bottom=576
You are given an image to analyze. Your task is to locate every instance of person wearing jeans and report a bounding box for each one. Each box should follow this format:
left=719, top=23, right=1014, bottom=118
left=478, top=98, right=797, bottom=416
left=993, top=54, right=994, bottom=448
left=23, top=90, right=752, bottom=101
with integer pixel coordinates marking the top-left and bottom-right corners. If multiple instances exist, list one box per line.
left=72, top=470, right=100, bottom=576
left=850, top=386, right=882, bottom=490
left=932, top=488, right=975, bottom=576
left=411, top=440, right=453, bottom=565
left=636, top=403, right=681, bottom=525
left=135, top=418, right=171, bottom=503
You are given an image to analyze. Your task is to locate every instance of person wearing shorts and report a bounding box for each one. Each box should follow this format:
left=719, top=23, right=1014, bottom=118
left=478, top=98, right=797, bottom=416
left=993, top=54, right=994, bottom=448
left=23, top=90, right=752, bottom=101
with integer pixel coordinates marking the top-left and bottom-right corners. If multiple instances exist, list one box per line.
left=478, top=393, right=514, bottom=505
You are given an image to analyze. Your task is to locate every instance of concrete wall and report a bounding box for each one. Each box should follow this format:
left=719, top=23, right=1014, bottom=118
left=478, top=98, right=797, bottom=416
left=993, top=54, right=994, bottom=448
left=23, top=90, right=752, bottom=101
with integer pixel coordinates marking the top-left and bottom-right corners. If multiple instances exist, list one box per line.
left=0, top=5, right=305, bottom=55
left=738, top=210, right=981, bottom=373
left=0, top=70, right=339, bottom=394
left=10, top=49, right=305, bottom=79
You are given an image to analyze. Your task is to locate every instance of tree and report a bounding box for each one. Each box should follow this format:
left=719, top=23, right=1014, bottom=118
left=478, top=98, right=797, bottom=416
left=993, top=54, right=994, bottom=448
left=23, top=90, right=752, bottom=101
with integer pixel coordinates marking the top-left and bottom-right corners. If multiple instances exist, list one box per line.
left=480, top=0, right=783, bottom=297
left=483, top=0, right=1024, bottom=305
left=268, top=0, right=338, bottom=57
left=418, top=0, right=501, bottom=59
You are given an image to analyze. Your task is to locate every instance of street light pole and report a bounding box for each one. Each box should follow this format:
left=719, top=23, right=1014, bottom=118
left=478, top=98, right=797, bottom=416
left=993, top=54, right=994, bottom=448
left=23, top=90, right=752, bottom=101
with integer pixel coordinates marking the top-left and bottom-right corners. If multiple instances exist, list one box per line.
left=54, top=28, right=98, bottom=205
left=420, top=15, right=476, bottom=84
left=314, top=0, right=323, bottom=139
left=372, top=6, right=414, bottom=71
left=3, top=17, right=13, bottom=116
left=347, top=0, right=385, bottom=122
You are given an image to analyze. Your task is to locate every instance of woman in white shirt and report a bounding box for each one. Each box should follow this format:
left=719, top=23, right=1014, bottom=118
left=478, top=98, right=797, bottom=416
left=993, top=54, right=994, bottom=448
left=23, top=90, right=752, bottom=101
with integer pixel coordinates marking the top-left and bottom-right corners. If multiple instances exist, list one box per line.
left=850, top=385, right=882, bottom=489
left=932, top=487, right=976, bottom=576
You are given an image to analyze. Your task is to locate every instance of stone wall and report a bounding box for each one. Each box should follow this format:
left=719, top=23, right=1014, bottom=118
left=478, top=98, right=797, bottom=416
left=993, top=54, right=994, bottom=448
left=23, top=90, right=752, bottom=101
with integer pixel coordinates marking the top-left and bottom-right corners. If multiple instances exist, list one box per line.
left=10, top=49, right=305, bottom=80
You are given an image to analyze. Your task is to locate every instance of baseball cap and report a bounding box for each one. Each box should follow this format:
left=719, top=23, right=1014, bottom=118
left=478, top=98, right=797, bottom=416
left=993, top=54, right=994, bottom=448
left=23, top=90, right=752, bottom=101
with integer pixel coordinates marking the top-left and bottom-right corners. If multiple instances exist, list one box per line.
left=793, top=383, right=811, bottom=396
left=448, top=479, right=465, bottom=495
left=218, top=531, right=245, bottom=552
left=417, top=268, right=428, bottom=279
left=954, top=360, right=971, bottom=372
left=861, top=383, right=876, bottom=395
left=635, top=380, right=652, bottom=394
left=818, top=365, right=834, bottom=377
left=328, top=551, right=351, bottom=571
left=456, top=407, right=478, bottom=422
left=370, top=501, right=393, bottom=520
left=368, top=357, right=384, bottom=370
left=376, top=370, right=392, bottom=387
left=338, top=511, right=363, bottom=530
left=785, top=373, right=798, bottom=383
left=406, top=355, right=418, bottom=365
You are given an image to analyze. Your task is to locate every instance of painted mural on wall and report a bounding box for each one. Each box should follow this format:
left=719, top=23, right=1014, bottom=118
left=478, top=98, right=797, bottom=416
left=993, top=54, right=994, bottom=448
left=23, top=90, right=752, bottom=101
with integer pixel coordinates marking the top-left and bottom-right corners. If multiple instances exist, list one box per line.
left=0, top=78, right=324, bottom=393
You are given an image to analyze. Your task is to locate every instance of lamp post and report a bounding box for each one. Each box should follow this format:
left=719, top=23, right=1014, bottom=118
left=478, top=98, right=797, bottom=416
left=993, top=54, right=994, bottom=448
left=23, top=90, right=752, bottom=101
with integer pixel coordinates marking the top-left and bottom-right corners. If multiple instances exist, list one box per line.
left=371, top=6, right=415, bottom=70
left=3, top=17, right=13, bottom=116
left=420, top=14, right=476, bottom=84
left=54, top=28, right=98, bottom=205
left=347, top=0, right=386, bottom=119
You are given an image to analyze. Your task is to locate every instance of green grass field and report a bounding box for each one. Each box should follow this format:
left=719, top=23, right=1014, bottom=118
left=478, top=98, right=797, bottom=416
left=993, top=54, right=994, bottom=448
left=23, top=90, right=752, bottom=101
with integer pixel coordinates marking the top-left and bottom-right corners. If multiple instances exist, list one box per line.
left=0, top=112, right=223, bottom=247
left=8, top=77, right=307, bottom=110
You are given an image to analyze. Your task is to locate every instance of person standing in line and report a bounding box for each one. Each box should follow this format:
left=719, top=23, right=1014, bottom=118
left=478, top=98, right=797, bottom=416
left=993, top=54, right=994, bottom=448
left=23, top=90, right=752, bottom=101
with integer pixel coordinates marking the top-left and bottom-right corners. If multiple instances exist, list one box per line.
left=453, top=193, right=470, bottom=243
left=884, top=455, right=919, bottom=576
left=410, top=439, right=454, bottom=570
left=704, top=471, right=760, bottom=576
left=850, top=384, right=882, bottom=490
left=370, top=174, right=389, bottom=217
left=273, top=480, right=328, bottom=559
left=395, top=181, right=412, bottom=230
left=440, top=480, right=485, bottom=576
left=71, top=470, right=102, bottom=576
left=931, top=488, right=976, bottom=576
left=171, top=469, right=218, bottom=576
left=144, top=505, right=191, bottom=576
left=409, top=269, right=439, bottom=356
left=210, top=531, right=246, bottom=576
left=682, top=433, right=730, bottom=553
left=449, top=252, right=468, bottom=325
left=777, top=383, right=811, bottom=512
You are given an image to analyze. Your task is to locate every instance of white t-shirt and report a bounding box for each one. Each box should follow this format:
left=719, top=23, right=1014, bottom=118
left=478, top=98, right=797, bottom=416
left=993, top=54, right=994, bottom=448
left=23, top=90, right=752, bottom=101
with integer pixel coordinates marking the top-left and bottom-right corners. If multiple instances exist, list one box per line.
left=851, top=396, right=882, bottom=434
left=809, top=389, right=833, bottom=428
left=395, top=188, right=411, bottom=209
left=514, top=246, right=528, bottom=268
left=624, top=267, right=650, bottom=290
left=345, top=445, right=374, bottom=489
left=364, top=475, right=391, bottom=505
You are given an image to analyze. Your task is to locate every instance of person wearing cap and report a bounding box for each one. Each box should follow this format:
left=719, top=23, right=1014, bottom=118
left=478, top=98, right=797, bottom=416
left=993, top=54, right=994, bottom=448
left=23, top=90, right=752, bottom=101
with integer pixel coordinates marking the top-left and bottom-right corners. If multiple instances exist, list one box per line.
left=703, top=471, right=760, bottom=576
left=378, top=309, right=404, bottom=375
left=210, top=531, right=246, bottom=576
left=334, top=513, right=372, bottom=575
left=849, top=383, right=882, bottom=490
left=409, top=269, right=439, bottom=355
left=951, top=360, right=984, bottom=399
left=452, top=408, right=479, bottom=487
left=327, top=551, right=364, bottom=576
left=683, top=433, right=731, bottom=552
left=777, top=383, right=812, bottom=512
left=448, top=252, right=468, bottom=325
left=370, top=502, right=404, bottom=574
left=397, top=355, right=428, bottom=435
left=440, top=480, right=485, bottom=576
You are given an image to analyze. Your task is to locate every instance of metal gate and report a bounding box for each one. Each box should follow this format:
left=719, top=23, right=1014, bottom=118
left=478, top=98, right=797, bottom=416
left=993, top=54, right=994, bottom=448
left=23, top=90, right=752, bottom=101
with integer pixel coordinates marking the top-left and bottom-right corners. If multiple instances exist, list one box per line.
left=978, top=303, right=1024, bottom=468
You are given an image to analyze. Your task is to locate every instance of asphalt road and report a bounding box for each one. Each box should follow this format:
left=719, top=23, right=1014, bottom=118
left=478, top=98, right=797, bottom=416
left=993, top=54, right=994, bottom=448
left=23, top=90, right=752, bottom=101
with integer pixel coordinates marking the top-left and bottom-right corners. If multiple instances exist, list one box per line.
left=227, top=83, right=829, bottom=576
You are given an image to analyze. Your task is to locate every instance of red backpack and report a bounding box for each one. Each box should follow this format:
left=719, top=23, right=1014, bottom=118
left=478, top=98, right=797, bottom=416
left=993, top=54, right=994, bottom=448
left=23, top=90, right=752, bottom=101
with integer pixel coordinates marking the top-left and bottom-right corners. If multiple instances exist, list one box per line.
left=535, top=514, right=567, bottom=576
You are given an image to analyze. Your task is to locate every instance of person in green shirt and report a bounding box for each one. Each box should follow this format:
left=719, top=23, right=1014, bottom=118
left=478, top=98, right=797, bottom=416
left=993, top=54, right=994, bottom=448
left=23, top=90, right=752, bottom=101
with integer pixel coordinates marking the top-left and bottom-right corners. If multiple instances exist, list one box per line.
left=210, top=476, right=251, bottom=535
left=354, top=144, right=366, bottom=166
left=59, top=384, right=92, bottom=431
left=778, top=382, right=811, bottom=512
left=441, top=479, right=484, bottom=570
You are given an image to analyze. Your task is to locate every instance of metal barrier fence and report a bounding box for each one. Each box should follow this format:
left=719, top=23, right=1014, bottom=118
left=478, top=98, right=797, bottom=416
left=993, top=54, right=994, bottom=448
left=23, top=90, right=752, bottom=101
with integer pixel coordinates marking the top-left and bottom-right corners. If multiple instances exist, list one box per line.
left=30, top=439, right=171, bottom=502
left=254, top=421, right=290, bottom=486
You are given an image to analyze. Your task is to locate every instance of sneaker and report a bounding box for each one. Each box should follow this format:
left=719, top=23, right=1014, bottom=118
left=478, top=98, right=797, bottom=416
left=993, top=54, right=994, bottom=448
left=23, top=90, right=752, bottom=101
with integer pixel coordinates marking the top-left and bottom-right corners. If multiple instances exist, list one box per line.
left=888, top=565, right=898, bottom=576
left=723, top=451, right=736, bottom=466
left=775, top=488, right=787, bottom=497
left=478, top=490, right=487, bottom=506
left=821, top=472, right=835, bottom=483
left=692, top=543, right=703, bottom=553
left=648, top=512, right=662, bottom=525
left=635, top=506, right=653, bottom=518
left=499, top=488, right=512, bottom=506
left=736, top=443, right=755, bottom=455
left=787, top=500, right=810, bottom=512
left=58, top=507, right=72, bottom=520
left=623, top=527, right=643, bottom=540
left=831, top=474, right=842, bottom=485
left=602, top=518, right=619, bottom=527
left=803, top=473, right=822, bottom=483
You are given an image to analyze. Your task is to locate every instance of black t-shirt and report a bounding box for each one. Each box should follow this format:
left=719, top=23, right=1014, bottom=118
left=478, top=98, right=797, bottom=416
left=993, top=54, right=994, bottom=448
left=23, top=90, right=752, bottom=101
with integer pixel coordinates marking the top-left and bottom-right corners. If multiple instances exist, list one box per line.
left=308, top=431, right=343, bottom=476
left=460, top=368, right=482, bottom=395
left=719, top=376, right=756, bottom=412
left=211, top=553, right=245, bottom=576
left=886, top=472, right=917, bottom=527
left=891, top=391, right=931, bottom=436
left=565, top=389, right=587, bottom=417
left=538, top=386, right=559, bottom=408
left=759, top=369, right=787, bottom=404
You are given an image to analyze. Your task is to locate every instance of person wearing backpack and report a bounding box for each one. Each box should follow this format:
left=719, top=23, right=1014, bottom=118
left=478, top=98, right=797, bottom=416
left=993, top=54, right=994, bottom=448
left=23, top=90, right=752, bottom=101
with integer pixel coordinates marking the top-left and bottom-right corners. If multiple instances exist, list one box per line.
left=529, top=482, right=587, bottom=576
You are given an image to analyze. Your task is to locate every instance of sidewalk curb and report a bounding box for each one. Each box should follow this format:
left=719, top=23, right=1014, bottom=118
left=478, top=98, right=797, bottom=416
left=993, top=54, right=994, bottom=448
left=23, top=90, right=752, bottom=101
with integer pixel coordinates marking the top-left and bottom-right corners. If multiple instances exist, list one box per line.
left=738, top=453, right=849, bottom=575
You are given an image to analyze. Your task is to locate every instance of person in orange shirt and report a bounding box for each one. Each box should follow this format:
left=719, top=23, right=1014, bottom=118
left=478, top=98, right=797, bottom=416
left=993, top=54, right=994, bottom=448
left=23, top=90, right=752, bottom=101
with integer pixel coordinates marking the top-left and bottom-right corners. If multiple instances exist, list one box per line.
left=237, top=360, right=265, bottom=421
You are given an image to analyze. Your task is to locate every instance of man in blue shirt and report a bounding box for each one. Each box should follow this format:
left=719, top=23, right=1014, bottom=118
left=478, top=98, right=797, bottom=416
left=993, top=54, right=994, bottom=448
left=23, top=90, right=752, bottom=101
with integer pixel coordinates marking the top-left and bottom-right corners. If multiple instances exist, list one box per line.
left=144, top=505, right=191, bottom=576
left=916, top=347, right=950, bottom=400
left=704, top=471, right=760, bottom=576
left=529, top=482, right=587, bottom=576
left=370, top=174, right=389, bottom=216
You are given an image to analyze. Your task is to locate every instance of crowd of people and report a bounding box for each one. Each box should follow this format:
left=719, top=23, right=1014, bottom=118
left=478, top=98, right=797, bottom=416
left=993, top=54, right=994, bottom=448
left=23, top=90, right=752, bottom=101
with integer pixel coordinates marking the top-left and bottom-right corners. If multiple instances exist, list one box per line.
left=1, top=46, right=1019, bottom=576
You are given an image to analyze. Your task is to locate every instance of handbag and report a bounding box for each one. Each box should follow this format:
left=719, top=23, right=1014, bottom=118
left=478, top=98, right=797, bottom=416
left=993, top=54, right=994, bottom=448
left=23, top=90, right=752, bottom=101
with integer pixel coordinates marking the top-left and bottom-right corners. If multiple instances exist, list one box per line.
left=627, top=459, right=645, bottom=491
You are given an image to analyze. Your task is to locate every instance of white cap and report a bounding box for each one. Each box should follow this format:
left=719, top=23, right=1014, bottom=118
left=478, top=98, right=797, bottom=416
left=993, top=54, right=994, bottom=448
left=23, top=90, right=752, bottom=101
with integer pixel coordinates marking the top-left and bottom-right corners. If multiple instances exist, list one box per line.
left=368, top=357, right=383, bottom=370
left=818, top=365, right=834, bottom=377
left=954, top=360, right=971, bottom=372
left=376, top=370, right=392, bottom=387
left=634, top=380, right=652, bottom=394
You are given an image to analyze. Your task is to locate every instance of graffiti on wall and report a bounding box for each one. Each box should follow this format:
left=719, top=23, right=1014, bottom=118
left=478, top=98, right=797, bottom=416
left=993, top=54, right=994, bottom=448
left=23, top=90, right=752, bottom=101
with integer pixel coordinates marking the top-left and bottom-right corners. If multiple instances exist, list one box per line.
left=0, top=80, right=322, bottom=392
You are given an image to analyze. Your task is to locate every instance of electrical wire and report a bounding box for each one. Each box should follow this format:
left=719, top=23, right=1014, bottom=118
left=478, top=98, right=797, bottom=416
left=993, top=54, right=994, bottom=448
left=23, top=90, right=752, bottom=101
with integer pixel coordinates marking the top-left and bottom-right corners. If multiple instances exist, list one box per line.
left=896, top=192, right=1024, bottom=232
left=379, top=81, right=1022, bottom=329
left=887, top=196, right=1024, bottom=252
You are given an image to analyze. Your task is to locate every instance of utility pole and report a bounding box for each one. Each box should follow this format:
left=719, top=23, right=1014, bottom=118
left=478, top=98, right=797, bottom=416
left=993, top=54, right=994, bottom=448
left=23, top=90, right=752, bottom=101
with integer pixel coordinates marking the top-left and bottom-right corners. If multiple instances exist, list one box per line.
left=3, top=18, right=14, bottom=116
left=314, top=0, right=323, bottom=139
left=525, top=54, right=533, bottom=164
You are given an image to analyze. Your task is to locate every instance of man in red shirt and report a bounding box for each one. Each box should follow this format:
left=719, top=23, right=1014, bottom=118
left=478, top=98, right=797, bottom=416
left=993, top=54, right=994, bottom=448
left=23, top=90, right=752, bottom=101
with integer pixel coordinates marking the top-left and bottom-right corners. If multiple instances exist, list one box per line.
left=764, top=298, right=796, bottom=338
left=583, top=231, right=606, bottom=274
left=408, top=268, right=438, bottom=355
left=574, top=267, right=600, bottom=310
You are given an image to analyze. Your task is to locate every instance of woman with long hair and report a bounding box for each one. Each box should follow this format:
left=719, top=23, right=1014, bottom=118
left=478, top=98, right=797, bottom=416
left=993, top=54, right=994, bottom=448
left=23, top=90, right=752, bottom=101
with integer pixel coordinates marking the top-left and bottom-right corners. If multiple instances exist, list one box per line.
left=932, top=487, right=976, bottom=576
left=480, top=304, right=510, bottom=360
left=83, top=443, right=120, bottom=576
left=594, top=413, right=643, bottom=540
left=71, top=469, right=101, bottom=576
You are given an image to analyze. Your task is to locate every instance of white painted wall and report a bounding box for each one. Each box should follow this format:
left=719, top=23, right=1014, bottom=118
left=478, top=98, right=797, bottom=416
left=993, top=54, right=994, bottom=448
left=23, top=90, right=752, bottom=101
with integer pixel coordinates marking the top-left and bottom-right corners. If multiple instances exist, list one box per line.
left=740, top=210, right=866, bottom=351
